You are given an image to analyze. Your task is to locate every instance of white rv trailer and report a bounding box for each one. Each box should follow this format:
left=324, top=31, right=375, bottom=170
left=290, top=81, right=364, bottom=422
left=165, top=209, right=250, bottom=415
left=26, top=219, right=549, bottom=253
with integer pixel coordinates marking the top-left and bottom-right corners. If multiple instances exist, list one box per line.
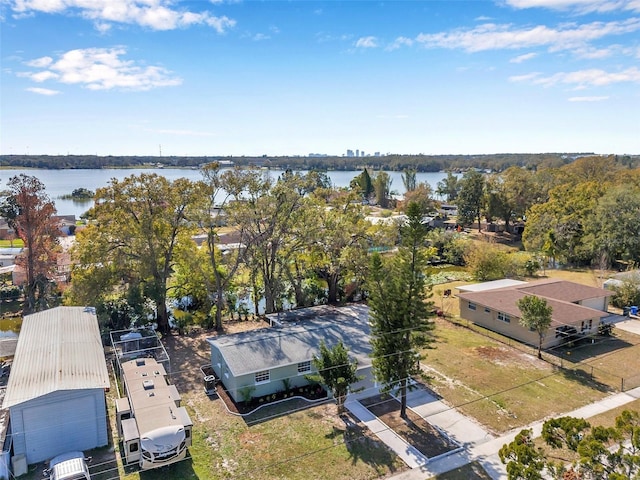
left=115, top=358, right=193, bottom=470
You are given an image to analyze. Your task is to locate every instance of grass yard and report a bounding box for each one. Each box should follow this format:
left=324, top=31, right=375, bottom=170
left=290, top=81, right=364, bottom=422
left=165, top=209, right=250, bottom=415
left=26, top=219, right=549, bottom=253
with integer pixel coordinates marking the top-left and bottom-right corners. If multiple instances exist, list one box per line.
left=421, top=317, right=616, bottom=434
left=0, top=239, right=24, bottom=248
left=111, top=327, right=406, bottom=480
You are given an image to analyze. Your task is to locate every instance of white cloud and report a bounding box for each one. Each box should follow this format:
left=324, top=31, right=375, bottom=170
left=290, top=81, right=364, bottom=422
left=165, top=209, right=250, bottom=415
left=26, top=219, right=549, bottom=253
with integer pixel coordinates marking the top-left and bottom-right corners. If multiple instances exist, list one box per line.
left=415, top=18, right=640, bottom=53
left=568, top=95, right=610, bottom=101
left=355, top=36, right=378, bottom=48
left=252, top=33, right=270, bottom=41
left=30, top=70, right=59, bottom=82
left=512, top=67, right=640, bottom=86
left=386, top=36, right=414, bottom=51
left=26, top=87, right=61, bottom=95
left=510, top=52, right=538, bottom=62
left=21, top=47, right=182, bottom=91
left=9, top=0, right=236, bottom=32
left=509, top=72, right=543, bottom=82
left=503, top=0, right=640, bottom=14
left=25, top=56, right=53, bottom=68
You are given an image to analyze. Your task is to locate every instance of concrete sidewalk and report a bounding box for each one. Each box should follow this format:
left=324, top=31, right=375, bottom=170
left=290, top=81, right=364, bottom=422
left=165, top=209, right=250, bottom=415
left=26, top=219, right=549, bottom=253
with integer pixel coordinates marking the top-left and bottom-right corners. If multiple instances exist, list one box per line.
left=390, top=385, right=640, bottom=480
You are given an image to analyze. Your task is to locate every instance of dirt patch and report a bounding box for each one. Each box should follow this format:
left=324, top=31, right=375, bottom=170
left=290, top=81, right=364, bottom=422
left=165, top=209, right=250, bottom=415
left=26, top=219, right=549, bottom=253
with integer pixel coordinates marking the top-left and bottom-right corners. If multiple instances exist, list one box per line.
left=473, top=345, right=548, bottom=370
left=163, top=319, right=268, bottom=392
left=360, top=394, right=458, bottom=458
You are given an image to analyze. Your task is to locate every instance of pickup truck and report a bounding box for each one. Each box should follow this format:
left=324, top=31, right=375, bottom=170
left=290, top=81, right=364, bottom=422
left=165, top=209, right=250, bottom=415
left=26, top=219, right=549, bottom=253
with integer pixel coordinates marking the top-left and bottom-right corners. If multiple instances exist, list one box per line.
left=44, top=451, right=91, bottom=480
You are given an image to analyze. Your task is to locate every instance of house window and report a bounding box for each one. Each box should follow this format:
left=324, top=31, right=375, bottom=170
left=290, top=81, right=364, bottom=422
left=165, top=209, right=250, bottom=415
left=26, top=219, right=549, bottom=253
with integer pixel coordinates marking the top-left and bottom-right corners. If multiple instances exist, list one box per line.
left=484, top=307, right=491, bottom=314
left=297, top=361, right=311, bottom=374
left=255, top=370, right=270, bottom=384
left=468, top=302, right=476, bottom=311
left=497, top=312, right=511, bottom=323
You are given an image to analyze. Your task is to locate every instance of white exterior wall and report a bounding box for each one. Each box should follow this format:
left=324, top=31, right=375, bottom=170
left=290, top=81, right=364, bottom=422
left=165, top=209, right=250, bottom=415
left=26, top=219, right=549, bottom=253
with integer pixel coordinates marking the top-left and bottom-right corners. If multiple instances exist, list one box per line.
left=578, top=296, right=608, bottom=312
left=10, top=389, right=107, bottom=464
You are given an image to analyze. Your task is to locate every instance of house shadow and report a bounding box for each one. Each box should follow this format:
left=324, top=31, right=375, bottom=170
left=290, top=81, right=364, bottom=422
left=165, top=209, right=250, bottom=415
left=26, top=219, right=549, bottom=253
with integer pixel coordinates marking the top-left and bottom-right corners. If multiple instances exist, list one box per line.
left=547, top=334, right=634, bottom=364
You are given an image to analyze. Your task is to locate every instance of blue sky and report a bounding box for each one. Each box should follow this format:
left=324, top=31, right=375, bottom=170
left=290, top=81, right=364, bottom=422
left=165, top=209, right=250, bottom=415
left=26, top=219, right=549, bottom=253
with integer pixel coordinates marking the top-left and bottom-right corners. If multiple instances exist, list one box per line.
left=1, top=0, right=639, bottom=157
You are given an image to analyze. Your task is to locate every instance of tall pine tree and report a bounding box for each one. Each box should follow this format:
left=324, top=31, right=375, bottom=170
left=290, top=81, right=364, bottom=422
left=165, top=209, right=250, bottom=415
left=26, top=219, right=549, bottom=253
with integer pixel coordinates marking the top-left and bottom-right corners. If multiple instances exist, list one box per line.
left=367, top=202, right=435, bottom=418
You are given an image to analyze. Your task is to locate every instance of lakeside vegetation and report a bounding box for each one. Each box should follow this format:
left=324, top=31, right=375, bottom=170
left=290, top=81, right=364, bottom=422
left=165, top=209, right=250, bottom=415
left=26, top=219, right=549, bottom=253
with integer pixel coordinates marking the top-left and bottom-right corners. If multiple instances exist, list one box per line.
left=3, top=152, right=638, bottom=172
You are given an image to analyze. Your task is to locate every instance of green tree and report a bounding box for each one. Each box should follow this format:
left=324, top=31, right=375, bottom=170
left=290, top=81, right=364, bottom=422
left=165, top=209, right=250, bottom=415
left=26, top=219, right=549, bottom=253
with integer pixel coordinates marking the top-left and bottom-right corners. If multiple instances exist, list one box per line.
left=71, top=173, right=198, bottom=334
left=436, top=172, right=460, bottom=202
left=463, top=242, right=514, bottom=281
left=517, top=295, right=553, bottom=359
left=610, top=278, right=640, bottom=310
left=457, top=170, right=485, bottom=232
left=190, top=163, right=251, bottom=330
left=350, top=168, right=374, bottom=201
left=306, top=192, right=370, bottom=305
left=499, top=429, right=545, bottom=480
left=367, top=202, right=435, bottom=418
left=373, top=171, right=392, bottom=208
left=541, top=416, right=591, bottom=451
left=589, top=186, right=640, bottom=266
left=228, top=170, right=311, bottom=314
left=403, top=182, right=434, bottom=215
left=536, top=411, right=640, bottom=479
left=306, top=340, right=362, bottom=414
left=401, top=168, right=417, bottom=192
left=0, top=174, right=60, bottom=312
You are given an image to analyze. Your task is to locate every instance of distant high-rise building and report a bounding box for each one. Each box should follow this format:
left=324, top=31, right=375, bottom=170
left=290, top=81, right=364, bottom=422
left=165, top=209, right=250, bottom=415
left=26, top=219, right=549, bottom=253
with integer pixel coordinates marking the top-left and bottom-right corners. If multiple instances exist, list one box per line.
left=374, top=152, right=381, bottom=157
left=361, top=151, right=365, bottom=157
left=356, top=149, right=360, bottom=157
left=346, top=149, right=354, bottom=157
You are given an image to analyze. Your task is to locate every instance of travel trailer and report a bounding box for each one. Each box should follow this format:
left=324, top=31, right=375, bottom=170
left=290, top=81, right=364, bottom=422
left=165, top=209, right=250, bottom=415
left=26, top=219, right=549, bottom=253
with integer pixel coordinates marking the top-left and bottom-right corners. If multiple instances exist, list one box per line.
left=115, top=357, right=192, bottom=470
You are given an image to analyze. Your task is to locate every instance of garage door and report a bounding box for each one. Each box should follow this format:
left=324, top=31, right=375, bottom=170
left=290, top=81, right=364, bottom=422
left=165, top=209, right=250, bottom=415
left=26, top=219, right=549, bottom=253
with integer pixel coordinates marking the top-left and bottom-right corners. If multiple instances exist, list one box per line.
left=23, top=395, right=98, bottom=464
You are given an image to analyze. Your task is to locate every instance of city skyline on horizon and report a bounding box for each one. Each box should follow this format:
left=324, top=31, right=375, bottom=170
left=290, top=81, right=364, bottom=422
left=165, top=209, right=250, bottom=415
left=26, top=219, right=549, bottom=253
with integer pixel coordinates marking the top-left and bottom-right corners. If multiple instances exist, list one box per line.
left=1, top=1, right=639, bottom=157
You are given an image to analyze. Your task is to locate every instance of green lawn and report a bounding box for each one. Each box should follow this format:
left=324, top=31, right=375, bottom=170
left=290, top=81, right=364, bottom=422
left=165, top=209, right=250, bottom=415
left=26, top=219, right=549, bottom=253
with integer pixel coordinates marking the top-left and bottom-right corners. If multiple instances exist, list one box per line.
left=118, top=396, right=404, bottom=480
left=421, top=317, right=622, bottom=433
left=0, top=239, right=23, bottom=248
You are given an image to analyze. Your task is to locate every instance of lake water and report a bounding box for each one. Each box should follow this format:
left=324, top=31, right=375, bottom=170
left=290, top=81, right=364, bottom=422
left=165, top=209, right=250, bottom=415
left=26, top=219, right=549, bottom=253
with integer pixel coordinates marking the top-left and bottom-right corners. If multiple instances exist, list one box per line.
left=0, top=168, right=453, bottom=217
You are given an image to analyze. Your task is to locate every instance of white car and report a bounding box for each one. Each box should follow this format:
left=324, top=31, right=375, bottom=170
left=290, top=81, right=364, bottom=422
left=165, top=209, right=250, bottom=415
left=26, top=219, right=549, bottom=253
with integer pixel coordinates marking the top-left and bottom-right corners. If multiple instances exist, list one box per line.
left=44, top=451, right=91, bottom=480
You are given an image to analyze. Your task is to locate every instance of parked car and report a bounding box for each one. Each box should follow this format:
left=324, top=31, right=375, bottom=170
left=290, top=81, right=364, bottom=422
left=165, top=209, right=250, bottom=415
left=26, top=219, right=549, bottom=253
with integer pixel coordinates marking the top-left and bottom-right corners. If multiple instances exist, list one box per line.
left=44, top=451, right=91, bottom=480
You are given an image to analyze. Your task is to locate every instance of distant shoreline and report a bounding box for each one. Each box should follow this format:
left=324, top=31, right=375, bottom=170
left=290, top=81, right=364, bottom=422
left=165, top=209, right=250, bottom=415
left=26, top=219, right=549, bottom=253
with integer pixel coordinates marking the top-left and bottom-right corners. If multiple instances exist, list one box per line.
left=0, top=152, right=614, bottom=172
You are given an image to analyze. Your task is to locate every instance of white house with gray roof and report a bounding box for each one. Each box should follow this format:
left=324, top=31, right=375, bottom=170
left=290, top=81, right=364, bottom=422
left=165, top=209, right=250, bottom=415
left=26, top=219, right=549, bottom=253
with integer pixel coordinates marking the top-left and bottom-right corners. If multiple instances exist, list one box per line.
left=207, top=304, right=373, bottom=403
left=2, top=306, right=109, bottom=470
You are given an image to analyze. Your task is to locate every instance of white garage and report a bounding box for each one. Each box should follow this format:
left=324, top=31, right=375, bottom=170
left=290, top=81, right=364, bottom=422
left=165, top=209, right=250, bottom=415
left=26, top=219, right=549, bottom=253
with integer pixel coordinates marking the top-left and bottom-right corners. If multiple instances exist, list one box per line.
left=2, top=307, right=110, bottom=468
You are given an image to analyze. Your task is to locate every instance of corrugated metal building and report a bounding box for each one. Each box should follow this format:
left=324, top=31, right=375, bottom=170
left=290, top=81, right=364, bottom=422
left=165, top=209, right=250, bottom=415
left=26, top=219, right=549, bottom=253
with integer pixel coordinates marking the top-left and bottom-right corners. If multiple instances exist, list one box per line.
left=2, top=306, right=110, bottom=468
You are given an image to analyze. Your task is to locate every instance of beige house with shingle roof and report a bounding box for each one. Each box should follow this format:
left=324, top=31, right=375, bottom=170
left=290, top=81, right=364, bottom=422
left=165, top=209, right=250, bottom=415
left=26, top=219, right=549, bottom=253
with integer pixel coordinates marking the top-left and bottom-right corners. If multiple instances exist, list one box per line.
left=456, top=279, right=612, bottom=350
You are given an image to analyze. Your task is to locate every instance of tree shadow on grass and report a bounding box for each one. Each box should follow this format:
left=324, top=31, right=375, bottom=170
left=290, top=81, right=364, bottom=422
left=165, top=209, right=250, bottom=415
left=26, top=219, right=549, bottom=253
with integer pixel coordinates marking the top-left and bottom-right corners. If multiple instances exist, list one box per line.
left=336, top=413, right=402, bottom=472
left=555, top=365, right=616, bottom=393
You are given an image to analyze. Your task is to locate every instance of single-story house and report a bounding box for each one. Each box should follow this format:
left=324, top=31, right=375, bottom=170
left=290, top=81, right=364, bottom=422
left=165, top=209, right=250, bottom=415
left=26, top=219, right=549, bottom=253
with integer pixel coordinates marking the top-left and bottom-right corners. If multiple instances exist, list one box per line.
left=2, top=306, right=110, bottom=472
left=207, top=304, right=373, bottom=403
left=456, top=279, right=613, bottom=350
